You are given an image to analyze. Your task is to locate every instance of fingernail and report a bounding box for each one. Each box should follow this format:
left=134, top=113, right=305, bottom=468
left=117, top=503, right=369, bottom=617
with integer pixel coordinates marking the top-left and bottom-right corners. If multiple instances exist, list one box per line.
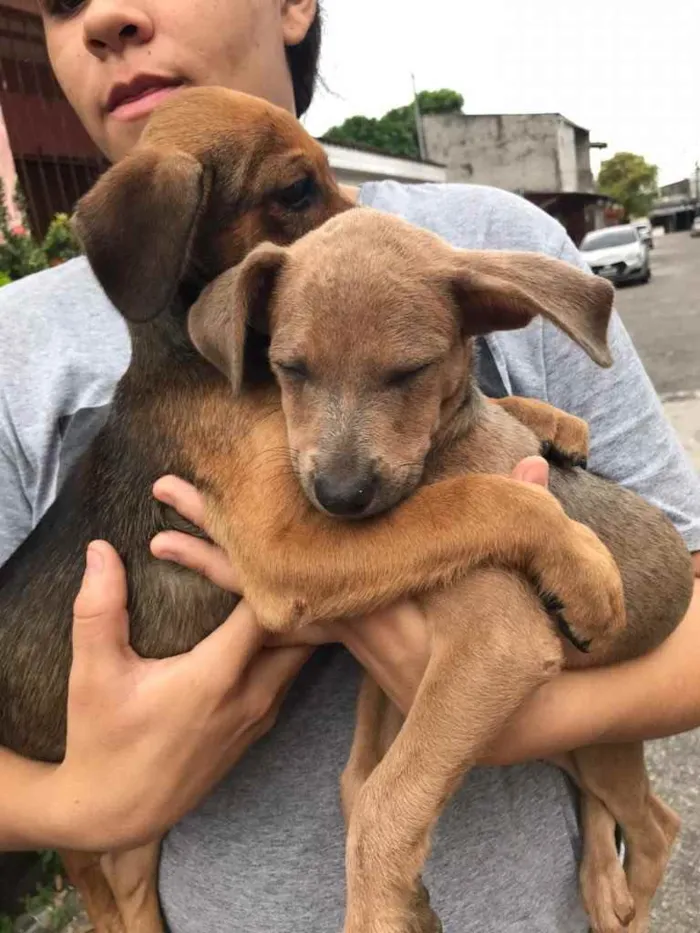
left=86, top=543, right=104, bottom=576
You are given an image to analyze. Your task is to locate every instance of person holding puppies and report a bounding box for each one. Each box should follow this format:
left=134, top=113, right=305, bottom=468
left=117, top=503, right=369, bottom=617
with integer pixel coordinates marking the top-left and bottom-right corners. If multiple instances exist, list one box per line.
left=1, top=2, right=699, bottom=931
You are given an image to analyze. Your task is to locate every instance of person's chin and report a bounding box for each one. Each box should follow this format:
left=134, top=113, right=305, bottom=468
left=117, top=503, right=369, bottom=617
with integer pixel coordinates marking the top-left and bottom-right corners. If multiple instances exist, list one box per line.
left=103, top=119, right=148, bottom=163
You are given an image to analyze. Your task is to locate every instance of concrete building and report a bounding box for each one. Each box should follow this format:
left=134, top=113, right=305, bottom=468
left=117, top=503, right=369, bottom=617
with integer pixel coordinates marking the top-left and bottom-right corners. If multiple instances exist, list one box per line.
left=650, top=174, right=700, bottom=232
left=421, top=111, right=611, bottom=244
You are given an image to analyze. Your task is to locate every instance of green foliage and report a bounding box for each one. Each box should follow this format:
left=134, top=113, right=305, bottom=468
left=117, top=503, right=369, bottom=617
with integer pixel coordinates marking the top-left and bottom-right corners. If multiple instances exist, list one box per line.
left=597, top=152, right=658, bottom=222
left=0, top=851, right=68, bottom=931
left=0, top=182, right=82, bottom=283
left=324, top=88, right=464, bottom=160
left=0, top=180, right=48, bottom=280
left=43, top=213, right=81, bottom=264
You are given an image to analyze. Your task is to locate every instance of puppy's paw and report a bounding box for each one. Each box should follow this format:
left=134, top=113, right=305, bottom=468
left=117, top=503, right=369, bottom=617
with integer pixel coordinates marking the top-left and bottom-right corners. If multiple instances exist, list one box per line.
left=493, top=396, right=590, bottom=467
left=538, top=521, right=626, bottom=652
left=539, top=410, right=590, bottom=469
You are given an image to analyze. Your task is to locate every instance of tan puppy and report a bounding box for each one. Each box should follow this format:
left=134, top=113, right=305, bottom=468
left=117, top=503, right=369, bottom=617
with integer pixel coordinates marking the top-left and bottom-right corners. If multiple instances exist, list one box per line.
left=189, top=208, right=695, bottom=933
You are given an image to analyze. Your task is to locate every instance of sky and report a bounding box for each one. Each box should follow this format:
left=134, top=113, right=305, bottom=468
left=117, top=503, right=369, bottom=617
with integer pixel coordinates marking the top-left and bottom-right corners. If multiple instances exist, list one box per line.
left=303, top=0, right=698, bottom=186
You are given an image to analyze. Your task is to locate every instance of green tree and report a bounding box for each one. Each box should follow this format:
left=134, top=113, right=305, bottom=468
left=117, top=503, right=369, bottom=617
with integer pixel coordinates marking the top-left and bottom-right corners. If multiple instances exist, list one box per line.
left=597, top=152, right=658, bottom=222
left=323, top=89, right=464, bottom=160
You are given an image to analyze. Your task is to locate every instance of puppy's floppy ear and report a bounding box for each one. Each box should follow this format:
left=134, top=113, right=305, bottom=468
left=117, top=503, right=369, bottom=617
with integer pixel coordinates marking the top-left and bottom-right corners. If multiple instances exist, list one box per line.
left=72, top=146, right=211, bottom=323
left=188, top=243, right=288, bottom=393
left=445, top=249, right=615, bottom=367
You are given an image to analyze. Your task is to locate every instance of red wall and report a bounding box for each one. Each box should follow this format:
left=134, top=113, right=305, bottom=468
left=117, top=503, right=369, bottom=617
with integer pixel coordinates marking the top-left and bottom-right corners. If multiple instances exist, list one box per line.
left=0, top=90, right=102, bottom=159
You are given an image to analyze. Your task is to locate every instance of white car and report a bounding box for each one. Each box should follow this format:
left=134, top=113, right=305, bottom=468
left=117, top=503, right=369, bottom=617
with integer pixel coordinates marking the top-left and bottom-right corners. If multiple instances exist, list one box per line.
left=690, top=217, right=700, bottom=238
left=580, top=225, right=651, bottom=285
left=632, top=218, right=654, bottom=249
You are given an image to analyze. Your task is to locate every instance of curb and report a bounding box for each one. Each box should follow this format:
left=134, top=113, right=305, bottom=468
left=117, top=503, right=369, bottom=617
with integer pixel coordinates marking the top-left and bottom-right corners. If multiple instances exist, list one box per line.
left=661, top=390, right=700, bottom=404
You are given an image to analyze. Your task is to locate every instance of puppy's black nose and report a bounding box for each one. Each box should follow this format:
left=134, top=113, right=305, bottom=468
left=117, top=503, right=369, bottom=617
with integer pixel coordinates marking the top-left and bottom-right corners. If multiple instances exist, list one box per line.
left=314, top=473, right=378, bottom=516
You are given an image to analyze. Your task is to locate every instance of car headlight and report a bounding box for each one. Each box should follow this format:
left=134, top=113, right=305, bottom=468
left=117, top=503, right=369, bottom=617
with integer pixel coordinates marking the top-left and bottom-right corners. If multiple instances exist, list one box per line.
left=625, top=251, right=643, bottom=264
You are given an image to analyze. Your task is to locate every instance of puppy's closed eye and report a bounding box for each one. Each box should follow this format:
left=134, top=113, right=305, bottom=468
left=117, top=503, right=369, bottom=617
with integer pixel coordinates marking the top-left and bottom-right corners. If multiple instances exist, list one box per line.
left=385, top=363, right=433, bottom=388
left=273, top=359, right=311, bottom=381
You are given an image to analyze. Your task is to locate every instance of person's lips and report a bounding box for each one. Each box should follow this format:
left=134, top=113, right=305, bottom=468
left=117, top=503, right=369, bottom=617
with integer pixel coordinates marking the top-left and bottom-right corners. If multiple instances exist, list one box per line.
left=106, top=74, right=186, bottom=121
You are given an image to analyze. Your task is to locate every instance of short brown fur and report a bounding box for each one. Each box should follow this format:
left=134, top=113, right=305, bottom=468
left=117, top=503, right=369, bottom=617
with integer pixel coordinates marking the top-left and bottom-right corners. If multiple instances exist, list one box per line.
left=0, top=90, right=686, bottom=933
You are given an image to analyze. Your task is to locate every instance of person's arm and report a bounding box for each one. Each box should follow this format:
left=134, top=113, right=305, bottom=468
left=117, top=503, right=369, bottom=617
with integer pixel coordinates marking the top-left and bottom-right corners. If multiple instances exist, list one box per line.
left=0, top=541, right=311, bottom=852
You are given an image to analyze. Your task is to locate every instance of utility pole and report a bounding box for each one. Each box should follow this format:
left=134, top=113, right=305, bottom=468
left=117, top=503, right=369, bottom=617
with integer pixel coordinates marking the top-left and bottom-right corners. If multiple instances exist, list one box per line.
left=695, top=160, right=700, bottom=208
left=411, top=73, right=427, bottom=162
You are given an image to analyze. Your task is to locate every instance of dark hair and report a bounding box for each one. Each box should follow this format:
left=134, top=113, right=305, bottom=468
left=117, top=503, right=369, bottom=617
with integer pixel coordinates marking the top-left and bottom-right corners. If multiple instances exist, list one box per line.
left=286, top=3, right=322, bottom=117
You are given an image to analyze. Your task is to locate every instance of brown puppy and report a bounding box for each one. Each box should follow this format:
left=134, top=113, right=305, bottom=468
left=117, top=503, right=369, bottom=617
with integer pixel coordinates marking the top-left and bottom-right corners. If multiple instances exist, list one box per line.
left=0, top=89, right=623, bottom=933
left=189, top=208, right=695, bottom=933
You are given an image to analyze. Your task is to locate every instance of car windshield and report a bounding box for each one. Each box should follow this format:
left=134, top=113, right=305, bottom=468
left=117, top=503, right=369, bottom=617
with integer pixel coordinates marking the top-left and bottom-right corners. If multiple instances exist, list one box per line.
left=581, top=229, right=638, bottom=250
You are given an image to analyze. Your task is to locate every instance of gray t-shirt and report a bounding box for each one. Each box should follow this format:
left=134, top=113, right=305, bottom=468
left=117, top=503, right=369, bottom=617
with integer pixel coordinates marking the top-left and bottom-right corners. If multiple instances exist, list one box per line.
left=1, top=182, right=699, bottom=933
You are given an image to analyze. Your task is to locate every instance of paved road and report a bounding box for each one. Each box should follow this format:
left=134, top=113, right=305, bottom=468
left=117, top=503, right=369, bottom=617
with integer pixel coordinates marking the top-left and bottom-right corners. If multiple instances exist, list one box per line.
left=614, top=231, right=700, bottom=399
left=614, top=231, right=700, bottom=932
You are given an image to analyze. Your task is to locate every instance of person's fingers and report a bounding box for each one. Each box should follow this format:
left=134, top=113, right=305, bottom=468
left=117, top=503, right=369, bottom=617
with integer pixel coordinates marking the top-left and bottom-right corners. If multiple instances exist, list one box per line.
left=189, top=598, right=268, bottom=682
left=244, top=645, right=314, bottom=709
left=71, top=541, right=131, bottom=662
left=153, top=475, right=208, bottom=530
left=265, top=622, right=340, bottom=648
left=151, top=531, right=243, bottom=593
left=512, top=456, right=549, bottom=487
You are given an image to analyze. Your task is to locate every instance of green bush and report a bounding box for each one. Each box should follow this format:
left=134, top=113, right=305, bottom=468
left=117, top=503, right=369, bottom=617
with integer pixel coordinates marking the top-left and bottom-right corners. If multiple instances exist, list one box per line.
left=43, top=213, right=81, bottom=265
left=0, top=182, right=82, bottom=283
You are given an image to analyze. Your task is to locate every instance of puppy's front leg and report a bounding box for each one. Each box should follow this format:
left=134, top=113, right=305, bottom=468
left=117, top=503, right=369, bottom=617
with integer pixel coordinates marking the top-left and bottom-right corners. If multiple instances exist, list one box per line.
left=342, top=569, right=564, bottom=933
left=491, top=396, right=590, bottom=466
left=212, top=462, right=624, bottom=649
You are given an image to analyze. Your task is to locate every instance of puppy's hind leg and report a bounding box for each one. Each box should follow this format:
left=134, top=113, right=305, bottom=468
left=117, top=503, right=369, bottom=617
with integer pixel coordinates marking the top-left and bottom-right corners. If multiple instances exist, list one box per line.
left=59, top=850, right=125, bottom=933
left=341, top=675, right=401, bottom=829
left=342, top=569, right=564, bottom=933
left=100, top=841, right=164, bottom=933
left=571, top=743, right=680, bottom=933
left=575, top=789, right=635, bottom=933
left=342, top=678, right=441, bottom=932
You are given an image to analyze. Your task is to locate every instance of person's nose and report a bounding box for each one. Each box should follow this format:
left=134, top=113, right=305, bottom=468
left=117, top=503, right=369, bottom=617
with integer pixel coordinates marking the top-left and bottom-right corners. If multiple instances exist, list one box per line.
left=83, top=0, right=154, bottom=58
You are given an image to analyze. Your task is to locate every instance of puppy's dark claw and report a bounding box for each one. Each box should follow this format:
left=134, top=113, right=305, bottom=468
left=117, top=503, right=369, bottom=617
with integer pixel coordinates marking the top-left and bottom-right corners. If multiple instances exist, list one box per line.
left=557, top=616, right=592, bottom=653
left=539, top=590, right=592, bottom=653
left=540, top=441, right=588, bottom=472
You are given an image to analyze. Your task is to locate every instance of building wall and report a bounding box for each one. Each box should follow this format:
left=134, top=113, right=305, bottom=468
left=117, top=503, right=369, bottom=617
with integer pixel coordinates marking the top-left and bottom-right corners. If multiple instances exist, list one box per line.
left=422, top=112, right=592, bottom=195
left=423, top=112, right=565, bottom=190
left=574, top=127, right=594, bottom=192
left=556, top=120, right=578, bottom=192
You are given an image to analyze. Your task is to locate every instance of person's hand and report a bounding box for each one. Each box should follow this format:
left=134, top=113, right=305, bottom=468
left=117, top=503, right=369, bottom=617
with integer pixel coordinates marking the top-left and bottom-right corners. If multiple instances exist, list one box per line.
left=46, top=540, right=311, bottom=852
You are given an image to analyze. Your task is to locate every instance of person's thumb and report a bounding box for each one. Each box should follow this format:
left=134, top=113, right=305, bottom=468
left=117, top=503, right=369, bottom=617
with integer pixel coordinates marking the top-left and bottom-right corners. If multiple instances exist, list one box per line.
left=512, top=455, right=550, bottom=487
left=72, top=541, right=131, bottom=661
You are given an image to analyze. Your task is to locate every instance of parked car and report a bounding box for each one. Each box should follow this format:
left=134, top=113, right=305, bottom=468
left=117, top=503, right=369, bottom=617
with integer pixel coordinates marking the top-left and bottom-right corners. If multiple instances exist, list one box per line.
left=690, top=216, right=700, bottom=238
left=632, top=218, right=654, bottom=249
left=580, top=225, right=651, bottom=285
